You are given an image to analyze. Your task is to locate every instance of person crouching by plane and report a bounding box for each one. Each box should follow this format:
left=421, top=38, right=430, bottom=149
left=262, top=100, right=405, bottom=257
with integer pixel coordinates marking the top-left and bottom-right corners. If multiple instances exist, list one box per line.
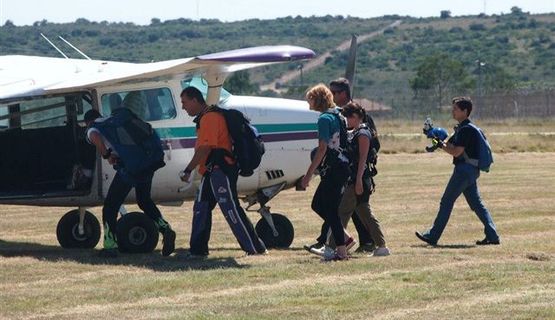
left=340, top=102, right=390, bottom=256
left=415, top=97, right=500, bottom=246
left=179, top=87, right=267, bottom=257
left=84, top=109, right=176, bottom=258
left=301, top=84, right=351, bottom=261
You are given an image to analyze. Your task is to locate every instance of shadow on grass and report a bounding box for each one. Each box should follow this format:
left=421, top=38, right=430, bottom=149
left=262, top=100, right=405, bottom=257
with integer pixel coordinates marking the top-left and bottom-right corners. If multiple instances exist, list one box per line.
left=0, top=239, right=248, bottom=272
left=411, top=243, right=476, bottom=249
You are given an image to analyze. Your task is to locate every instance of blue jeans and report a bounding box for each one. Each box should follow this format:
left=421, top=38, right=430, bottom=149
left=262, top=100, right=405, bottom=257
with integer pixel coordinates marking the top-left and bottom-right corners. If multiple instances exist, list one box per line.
left=424, top=163, right=499, bottom=243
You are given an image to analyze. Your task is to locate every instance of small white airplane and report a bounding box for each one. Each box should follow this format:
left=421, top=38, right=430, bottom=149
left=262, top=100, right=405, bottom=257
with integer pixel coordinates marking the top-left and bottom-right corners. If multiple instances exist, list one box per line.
left=0, top=44, right=319, bottom=253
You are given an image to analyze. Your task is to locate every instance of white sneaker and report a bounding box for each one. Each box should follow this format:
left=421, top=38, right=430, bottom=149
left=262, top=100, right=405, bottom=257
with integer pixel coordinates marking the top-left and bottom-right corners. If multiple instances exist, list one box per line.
left=372, top=247, right=391, bottom=257
left=309, top=246, right=326, bottom=256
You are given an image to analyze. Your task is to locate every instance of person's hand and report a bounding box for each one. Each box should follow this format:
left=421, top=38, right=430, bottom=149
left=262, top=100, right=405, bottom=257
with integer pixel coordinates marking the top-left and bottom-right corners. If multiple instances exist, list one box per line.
left=301, top=175, right=311, bottom=189
left=355, top=179, right=363, bottom=195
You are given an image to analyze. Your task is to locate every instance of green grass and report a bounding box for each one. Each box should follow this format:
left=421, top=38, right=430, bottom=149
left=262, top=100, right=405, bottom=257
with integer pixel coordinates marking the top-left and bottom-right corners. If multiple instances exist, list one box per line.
left=1, top=152, right=554, bottom=319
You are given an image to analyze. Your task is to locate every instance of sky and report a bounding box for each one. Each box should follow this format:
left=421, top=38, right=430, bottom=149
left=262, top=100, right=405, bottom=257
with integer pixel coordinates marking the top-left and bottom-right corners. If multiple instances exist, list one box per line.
left=1, top=0, right=554, bottom=26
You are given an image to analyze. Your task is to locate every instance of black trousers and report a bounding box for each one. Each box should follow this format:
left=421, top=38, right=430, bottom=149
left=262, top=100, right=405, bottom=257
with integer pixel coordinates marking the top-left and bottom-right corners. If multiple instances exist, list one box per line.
left=311, top=176, right=346, bottom=246
left=102, top=171, right=167, bottom=240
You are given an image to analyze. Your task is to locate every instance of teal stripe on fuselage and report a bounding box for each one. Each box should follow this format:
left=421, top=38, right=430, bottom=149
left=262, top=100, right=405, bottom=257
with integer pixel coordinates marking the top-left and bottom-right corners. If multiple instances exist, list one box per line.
left=155, top=123, right=316, bottom=139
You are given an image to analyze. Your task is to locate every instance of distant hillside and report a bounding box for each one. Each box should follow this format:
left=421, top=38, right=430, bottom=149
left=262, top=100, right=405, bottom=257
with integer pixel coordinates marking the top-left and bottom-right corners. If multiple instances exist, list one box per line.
left=1, top=10, right=554, bottom=117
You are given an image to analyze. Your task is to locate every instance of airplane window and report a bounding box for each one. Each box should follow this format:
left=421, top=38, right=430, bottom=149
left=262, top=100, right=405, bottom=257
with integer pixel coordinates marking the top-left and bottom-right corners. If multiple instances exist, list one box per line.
left=0, top=93, right=92, bottom=130
left=100, top=87, right=176, bottom=121
left=181, top=76, right=231, bottom=103
left=0, top=107, right=7, bottom=129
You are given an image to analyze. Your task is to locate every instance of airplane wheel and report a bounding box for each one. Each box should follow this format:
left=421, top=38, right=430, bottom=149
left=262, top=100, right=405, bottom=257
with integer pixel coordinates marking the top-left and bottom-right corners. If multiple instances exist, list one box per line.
left=116, top=212, right=159, bottom=253
left=56, top=210, right=101, bottom=249
left=255, top=213, right=294, bottom=248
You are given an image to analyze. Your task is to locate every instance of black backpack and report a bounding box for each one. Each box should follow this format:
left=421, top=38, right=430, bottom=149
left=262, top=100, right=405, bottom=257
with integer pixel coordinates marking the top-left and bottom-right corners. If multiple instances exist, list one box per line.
left=201, top=106, right=265, bottom=177
left=364, top=112, right=380, bottom=154
left=349, top=123, right=379, bottom=178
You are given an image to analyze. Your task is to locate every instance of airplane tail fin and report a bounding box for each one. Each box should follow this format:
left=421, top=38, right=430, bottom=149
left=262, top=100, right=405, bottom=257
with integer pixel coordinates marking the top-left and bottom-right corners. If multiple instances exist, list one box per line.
left=345, top=34, right=358, bottom=98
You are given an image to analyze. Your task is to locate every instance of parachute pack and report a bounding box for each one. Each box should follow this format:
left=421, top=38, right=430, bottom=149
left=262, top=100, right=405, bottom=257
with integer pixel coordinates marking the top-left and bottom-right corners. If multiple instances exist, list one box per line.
left=203, top=106, right=265, bottom=177
left=460, top=122, right=494, bottom=172
left=91, top=108, right=165, bottom=177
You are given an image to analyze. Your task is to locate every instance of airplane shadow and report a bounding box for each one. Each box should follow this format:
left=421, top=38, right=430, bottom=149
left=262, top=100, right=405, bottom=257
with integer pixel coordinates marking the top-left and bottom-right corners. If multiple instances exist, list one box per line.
left=0, top=240, right=247, bottom=272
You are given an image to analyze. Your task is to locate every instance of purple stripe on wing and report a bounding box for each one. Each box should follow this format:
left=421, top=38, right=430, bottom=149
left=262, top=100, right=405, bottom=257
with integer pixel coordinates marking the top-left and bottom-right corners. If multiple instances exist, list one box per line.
left=197, top=45, right=315, bottom=63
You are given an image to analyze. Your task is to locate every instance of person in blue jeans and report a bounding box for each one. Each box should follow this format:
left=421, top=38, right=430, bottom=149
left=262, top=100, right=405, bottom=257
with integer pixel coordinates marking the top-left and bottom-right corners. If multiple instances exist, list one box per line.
left=415, top=97, right=500, bottom=246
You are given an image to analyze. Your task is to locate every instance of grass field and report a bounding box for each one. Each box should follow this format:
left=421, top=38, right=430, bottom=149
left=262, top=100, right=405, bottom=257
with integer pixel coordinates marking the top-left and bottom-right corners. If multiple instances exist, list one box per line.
left=377, top=118, right=555, bottom=153
left=1, top=151, right=553, bottom=319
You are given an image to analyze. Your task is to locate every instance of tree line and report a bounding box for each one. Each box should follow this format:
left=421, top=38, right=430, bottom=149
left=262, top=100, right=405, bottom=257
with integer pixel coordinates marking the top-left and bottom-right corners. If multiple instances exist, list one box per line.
left=1, top=9, right=554, bottom=117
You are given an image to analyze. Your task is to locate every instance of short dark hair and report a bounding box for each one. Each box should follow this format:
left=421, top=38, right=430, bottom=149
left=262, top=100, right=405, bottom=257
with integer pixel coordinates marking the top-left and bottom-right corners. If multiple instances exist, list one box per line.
left=452, top=96, right=473, bottom=116
left=84, top=109, right=101, bottom=123
left=329, top=77, right=351, bottom=100
left=181, top=86, right=206, bottom=104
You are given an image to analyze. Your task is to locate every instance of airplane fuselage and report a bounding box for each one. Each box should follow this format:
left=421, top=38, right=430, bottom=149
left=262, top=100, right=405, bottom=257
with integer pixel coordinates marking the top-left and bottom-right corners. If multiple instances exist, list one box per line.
left=0, top=79, right=318, bottom=207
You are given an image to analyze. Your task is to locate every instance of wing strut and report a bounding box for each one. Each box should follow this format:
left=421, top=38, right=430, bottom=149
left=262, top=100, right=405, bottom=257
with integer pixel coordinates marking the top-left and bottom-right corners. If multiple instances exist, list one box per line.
left=58, top=36, right=92, bottom=60
left=40, top=33, right=68, bottom=59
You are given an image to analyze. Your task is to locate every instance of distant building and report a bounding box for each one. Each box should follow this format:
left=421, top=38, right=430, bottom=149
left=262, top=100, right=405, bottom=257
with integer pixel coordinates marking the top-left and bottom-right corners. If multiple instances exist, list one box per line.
left=353, top=98, right=392, bottom=117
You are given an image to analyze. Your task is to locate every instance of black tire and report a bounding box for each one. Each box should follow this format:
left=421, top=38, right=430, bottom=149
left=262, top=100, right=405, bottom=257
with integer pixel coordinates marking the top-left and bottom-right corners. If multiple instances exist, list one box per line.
left=116, top=212, right=159, bottom=253
left=255, top=213, right=294, bottom=248
left=56, top=210, right=101, bottom=249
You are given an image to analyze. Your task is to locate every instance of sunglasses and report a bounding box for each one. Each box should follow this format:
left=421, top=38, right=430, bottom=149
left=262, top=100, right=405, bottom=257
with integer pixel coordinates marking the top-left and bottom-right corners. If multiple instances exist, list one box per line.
left=331, top=90, right=343, bottom=95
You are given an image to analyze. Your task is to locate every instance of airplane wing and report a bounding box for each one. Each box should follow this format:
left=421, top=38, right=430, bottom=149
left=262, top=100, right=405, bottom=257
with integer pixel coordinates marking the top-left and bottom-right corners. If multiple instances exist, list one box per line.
left=0, top=45, right=315, bottom=101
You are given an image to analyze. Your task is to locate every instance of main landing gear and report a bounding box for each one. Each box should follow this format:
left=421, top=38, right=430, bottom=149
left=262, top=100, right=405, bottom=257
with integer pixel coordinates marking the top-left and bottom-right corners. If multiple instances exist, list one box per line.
left=56, top=206, right=159, bottom=253
left=244, top=182, right=295, bottom=249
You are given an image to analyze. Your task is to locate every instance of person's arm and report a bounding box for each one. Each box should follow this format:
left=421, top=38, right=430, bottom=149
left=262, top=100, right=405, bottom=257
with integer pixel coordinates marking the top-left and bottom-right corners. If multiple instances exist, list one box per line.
left=301, top=140, right=327, bottom=188
left=439, top=142, right=464, bottom=157
left=438, top=126, right=472, bottom=157
left=355, top=134, right=370, bottom=195
left=88, top=130, right=118, bottom=165
left=180, top=145, right=212, bottom=182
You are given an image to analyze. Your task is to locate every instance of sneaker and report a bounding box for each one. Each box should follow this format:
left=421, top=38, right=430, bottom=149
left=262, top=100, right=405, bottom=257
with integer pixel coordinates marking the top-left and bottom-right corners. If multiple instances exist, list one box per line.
left=345, top=237, right=357, bottom=251
left=322, top=253, right=349, bottom=262
left=303, top=242, right=324, bottom=252
left=476, top=238, right=500, bottom=245
left=162, top=229, right=176, bottom=257
left=355, top=243, right=376, bottom=253
left=322, top=246, right=336, bottom=260
left=309, top=245, right=334, bottom=257
left=415, top=231, right=437, bottom=246
left=309, top=246, right=325, bottom=256
left=97, top=248, right=118, bottom=258
left=372, top=247, right=391, bottom=257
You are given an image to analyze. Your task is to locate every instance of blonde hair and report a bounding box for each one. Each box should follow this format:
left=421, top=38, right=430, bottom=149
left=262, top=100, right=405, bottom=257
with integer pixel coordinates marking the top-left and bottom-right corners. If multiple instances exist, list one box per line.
left=306, top=83, right=334, bottom=112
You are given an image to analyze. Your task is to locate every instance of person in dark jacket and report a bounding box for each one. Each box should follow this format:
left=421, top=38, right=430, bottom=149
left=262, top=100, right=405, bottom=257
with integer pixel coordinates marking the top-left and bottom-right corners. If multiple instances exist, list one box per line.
left=85, top=108, right=175, bottom=258
left=415, top=97, right=500, bottom=246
